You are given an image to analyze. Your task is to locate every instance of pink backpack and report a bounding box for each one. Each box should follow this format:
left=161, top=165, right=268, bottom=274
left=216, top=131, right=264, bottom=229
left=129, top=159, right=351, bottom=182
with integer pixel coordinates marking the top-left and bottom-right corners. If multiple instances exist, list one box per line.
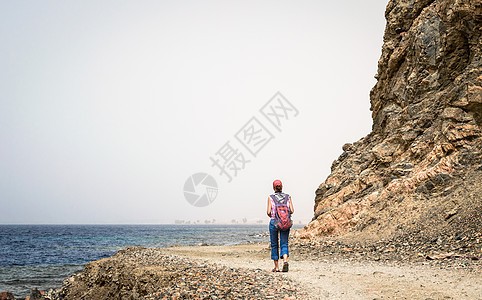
left=270, top=193, right=292, bottom=231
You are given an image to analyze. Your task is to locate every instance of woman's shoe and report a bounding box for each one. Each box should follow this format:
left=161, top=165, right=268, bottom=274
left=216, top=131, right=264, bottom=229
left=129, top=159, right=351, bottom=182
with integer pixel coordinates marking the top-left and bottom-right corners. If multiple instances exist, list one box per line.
left=282, top=262, right=289, bottom=272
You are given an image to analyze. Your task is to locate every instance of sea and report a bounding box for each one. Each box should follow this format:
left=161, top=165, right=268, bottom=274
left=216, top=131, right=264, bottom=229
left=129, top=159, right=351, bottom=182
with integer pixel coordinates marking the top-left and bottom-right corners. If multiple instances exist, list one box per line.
left=0, top=224, right=302, bottom=298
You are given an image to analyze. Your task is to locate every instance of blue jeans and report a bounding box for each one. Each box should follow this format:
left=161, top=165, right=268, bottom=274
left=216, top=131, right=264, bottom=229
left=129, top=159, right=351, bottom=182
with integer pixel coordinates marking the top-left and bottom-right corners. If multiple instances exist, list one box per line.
left=269, top=219, right=290, bottom=260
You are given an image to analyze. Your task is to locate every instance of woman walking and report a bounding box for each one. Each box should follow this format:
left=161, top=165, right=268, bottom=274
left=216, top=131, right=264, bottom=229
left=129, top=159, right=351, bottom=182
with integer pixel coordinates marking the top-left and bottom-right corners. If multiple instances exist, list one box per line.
left=267, top=179, right=294, bottom=272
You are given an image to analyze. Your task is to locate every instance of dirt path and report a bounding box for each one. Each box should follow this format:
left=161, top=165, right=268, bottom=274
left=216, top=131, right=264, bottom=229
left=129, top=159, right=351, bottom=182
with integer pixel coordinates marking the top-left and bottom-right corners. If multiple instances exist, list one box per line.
left=159, top=243, right=481, bottom=299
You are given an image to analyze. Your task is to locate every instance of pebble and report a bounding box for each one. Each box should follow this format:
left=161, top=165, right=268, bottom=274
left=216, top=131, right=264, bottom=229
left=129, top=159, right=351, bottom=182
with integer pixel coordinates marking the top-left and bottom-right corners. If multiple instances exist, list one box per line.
left=142, top=253, right=306, bottom=299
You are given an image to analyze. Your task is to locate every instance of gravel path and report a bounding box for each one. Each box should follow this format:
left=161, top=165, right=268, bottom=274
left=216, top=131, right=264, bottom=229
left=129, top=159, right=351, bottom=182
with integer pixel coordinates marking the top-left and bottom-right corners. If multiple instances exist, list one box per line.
left=142, top=252, right=306, bottom=299
left=159, top=242, right=481, bottom=299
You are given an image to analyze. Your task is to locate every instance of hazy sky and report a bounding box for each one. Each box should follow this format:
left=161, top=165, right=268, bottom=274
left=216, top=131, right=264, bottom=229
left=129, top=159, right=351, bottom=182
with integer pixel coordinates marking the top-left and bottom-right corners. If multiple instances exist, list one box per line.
left=1, top=0, right=388, bottom=224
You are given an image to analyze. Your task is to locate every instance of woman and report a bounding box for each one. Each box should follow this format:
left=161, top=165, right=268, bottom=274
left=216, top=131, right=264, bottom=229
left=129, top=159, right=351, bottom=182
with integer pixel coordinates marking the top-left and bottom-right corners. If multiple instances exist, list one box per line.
left=267, top=179, right=294, bottom=272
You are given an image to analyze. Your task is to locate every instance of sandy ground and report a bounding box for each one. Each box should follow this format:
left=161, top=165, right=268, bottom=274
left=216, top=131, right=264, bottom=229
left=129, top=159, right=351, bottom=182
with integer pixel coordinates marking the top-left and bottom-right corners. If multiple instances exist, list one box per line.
left=159, top=243, right=481, bottom=300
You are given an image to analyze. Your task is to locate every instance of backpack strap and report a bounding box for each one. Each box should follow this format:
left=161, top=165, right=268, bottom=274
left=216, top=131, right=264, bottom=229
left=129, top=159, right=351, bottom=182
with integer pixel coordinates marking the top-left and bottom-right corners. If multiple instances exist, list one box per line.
left=270, top=193, right=289, bottom=205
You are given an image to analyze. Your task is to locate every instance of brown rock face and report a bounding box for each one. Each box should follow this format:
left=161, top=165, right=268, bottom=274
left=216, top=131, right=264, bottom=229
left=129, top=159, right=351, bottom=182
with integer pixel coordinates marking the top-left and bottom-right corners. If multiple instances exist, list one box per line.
left=299, top=0, right=481, bottom=241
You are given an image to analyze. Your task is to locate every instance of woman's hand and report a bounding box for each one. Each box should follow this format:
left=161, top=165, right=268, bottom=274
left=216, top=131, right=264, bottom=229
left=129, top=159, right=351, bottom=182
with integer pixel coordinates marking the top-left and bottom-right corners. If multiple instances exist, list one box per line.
left=267, top=197, right=272, bottom=217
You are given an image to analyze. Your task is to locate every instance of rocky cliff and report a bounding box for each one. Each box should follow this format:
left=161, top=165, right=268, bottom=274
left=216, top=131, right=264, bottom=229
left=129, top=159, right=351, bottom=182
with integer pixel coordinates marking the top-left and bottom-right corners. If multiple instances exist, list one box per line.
left=299, top=0, right=481, bottom=246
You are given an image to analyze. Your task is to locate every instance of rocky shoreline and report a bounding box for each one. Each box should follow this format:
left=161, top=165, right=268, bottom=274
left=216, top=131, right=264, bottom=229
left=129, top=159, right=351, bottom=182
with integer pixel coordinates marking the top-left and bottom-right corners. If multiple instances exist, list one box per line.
left=2, top=246, right=306, bottom=300
left=2, top=237, right=480, bottom=299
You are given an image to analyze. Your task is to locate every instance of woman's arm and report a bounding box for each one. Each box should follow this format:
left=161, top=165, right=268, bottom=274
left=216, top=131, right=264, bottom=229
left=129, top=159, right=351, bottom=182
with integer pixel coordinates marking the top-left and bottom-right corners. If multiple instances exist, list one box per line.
left=289, top=197, right=294, bottom=214
left=267, top=197, right=272, bottom=217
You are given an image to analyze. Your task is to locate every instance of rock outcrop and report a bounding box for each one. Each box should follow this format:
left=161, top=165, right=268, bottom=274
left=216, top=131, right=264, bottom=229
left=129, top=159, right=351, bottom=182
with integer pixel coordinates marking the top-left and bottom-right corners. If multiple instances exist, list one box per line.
left=47, top=247, right=175, bottom=300
left=299, top=0, right=481, bottom=244
left=0, top=292, right=15, bottom=300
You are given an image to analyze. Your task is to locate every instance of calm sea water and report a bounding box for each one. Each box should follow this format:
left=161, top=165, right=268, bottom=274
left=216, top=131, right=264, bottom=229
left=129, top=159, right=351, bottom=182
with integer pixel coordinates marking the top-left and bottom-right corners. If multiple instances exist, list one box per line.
left=0, top=224, right=301, bottom=298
